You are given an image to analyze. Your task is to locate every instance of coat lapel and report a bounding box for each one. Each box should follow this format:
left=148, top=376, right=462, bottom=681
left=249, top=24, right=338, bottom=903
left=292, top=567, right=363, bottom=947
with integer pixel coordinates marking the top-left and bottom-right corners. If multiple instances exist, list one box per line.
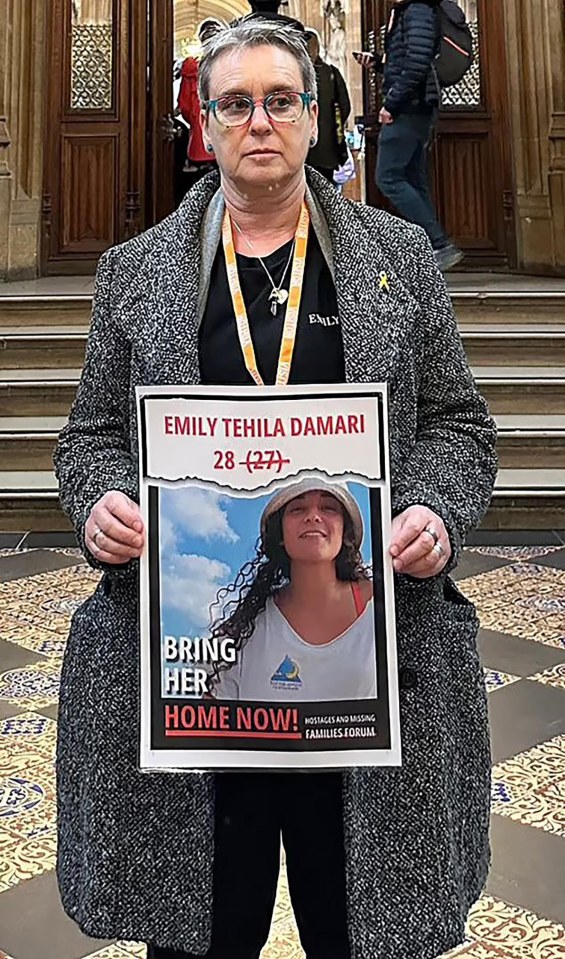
left=142, top=175, right=221, bottom=386
left=309, top=174, right=424, bottom=387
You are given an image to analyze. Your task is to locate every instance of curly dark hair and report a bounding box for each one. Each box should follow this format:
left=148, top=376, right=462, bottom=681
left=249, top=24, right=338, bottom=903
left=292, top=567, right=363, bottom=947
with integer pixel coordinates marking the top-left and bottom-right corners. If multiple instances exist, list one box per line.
left=207, top=501, right=370, bottom=690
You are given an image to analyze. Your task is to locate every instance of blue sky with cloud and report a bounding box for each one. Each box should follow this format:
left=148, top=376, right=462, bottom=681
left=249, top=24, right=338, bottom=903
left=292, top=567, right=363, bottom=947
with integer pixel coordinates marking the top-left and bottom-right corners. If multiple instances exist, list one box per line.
left=159, top=481, right=373, bottom=639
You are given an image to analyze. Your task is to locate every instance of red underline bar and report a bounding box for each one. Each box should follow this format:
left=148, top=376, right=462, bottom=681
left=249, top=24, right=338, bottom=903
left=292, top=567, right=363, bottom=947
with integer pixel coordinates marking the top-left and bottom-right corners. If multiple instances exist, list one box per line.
left=164, top=730, right=302, bottom=739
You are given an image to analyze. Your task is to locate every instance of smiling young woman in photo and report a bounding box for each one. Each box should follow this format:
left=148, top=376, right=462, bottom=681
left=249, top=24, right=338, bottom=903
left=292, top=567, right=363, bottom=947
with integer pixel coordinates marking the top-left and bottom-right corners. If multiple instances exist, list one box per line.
left=210, top=479, right=376, bottom=702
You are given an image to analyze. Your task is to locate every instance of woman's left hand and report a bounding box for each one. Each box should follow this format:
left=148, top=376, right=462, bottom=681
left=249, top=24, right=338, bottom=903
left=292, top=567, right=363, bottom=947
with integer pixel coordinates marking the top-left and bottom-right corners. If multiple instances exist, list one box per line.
left=389, top=506, right=451, bottom=578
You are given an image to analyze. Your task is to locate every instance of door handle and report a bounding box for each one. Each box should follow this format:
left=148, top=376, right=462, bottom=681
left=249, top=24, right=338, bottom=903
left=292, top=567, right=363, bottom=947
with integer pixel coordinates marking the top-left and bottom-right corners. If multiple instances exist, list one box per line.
left=160, top=114, right=182, bottom=141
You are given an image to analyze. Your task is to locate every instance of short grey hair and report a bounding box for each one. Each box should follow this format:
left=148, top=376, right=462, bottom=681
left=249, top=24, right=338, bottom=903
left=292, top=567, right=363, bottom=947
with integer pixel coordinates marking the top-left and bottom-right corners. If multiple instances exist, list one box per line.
left=198, top=19, right=318, bottom=104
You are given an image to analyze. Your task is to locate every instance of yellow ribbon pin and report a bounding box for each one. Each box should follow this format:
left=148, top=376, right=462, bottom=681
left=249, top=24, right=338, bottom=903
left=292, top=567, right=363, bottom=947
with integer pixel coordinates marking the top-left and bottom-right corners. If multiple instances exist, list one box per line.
left=379, top=271, right=390, bottom=293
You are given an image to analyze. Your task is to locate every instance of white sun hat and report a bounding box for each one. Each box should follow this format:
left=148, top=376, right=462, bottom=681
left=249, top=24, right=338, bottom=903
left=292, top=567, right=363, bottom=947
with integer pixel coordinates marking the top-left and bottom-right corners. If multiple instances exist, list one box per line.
left=260, top=478, right=364, bottom=548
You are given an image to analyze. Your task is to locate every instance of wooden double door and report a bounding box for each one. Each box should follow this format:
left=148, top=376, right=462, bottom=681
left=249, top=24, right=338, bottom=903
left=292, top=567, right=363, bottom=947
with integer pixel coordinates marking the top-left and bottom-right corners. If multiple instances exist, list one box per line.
left=43, top=0, right=516, bottom=273
left=42, top=0, right=175, bottom=274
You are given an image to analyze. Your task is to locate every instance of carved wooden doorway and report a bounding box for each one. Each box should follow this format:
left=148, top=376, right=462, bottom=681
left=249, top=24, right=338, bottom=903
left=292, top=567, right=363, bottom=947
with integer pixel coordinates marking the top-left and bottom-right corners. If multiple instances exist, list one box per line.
left=42, top=0, right=244, bottom=274
left=360, top=0, right=516, bottom=269
left=42, top=0, right=147, bottom=274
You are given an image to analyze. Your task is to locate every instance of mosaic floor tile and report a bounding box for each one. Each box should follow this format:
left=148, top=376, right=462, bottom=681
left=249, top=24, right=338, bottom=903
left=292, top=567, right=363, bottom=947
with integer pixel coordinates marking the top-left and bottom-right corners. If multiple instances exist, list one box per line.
left=77, top=896, right=565, bottom=959
left=484, top=669, right=522, bottom=692
left=0, top=564, right=99, bottom=597
left=460, top=565, right=565, bottom=649
left=0, top=661, right=61, bottom=708
left=87, top=947, right=146, bottom=959
left=466, top=896, right=565, bottom=957
left=529, top=663, right=565, bottom=690
left=469, top=547, right=564, bottom=561
left=0, top=566, right=99, bottom=632
left=0, top=829, right=57, bottom=892
left=492, top=736, right=565, bottom=838
left=0, top=613, right=68, bottom=660
left=0, top=728, right=57, bottom=890
left=0, top=713, right=57, bottom=762
left=2, top=553, right=565, bottom=958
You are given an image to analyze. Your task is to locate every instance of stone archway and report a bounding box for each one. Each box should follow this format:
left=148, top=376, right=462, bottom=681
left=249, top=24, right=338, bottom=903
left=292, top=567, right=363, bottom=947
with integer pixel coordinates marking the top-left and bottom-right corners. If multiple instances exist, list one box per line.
left=503, top=0, right=565, bottom=272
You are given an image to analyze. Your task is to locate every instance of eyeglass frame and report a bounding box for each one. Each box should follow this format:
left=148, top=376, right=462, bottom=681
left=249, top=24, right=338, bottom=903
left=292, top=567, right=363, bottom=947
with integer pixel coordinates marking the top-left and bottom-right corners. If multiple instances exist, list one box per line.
left=203, top=90, right=313, bottom=127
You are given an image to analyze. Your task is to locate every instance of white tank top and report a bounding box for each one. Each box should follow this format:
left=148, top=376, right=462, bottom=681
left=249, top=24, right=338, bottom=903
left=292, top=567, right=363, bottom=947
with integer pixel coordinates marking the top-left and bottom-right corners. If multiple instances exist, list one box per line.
left=213, top=595, right=377, bottom=702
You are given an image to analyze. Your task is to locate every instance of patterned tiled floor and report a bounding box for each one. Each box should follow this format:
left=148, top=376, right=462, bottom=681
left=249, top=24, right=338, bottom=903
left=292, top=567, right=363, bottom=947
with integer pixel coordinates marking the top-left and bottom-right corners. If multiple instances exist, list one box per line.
left=1, top=543, right=565, bottom=958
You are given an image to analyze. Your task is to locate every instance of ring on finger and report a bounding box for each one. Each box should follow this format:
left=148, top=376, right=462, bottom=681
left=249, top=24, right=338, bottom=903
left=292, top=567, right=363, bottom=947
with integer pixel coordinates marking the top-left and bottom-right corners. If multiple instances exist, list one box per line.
left=432, top=541, right=444, bottom=557
left=423, top=525, right=439, bottom=546
left=93, top=526, right=103, bottom=547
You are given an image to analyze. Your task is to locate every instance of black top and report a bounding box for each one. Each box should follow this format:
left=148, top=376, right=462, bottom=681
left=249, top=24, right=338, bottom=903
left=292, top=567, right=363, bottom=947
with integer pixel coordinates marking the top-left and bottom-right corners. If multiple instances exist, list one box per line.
left=199, top=228, right=345, bottom=386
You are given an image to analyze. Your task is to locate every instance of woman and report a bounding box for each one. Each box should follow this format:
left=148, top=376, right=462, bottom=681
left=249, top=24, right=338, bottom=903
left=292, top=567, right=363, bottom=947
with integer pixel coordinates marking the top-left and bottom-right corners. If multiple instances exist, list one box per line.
left=54, top=18, right=497, bottom=959
left=210, top=479, right=376, bottom=702
left=177, top=19, right=221, bottom=190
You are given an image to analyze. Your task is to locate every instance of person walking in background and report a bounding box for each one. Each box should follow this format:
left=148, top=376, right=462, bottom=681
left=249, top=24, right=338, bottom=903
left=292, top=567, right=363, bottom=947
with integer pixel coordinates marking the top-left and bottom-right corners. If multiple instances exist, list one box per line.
left=306, top=28, right=351, bottom=182
left=177, top=19, right=222, bottom=191
left=355, top=0, right=463, bottom=272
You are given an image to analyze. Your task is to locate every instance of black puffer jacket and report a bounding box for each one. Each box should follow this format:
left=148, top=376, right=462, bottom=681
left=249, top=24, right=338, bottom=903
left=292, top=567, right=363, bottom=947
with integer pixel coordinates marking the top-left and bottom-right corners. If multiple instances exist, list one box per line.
left=382, top=0, right=441, bottom=117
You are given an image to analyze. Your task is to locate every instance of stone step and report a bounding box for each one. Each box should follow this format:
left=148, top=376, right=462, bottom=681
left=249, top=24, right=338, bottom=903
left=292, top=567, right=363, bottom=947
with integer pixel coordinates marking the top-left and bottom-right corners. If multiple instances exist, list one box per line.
left=460, top=330, right=565, bottom=367
left=0, top=296, right=91, bottom=327
left=0, top=365, right=564, bottom=416
left=0, top=328, right=87, bottom=368
left=0, top=467, right=563, bottom=532
left=0, top=325, right=565, bottom=369
left=451, top=292, right=565, bottom=326
left=0, top=417, right=563, bottom=470
left=0, top=369, right=80, bottom=416
left=485, top=470, right=565, bottom=530
left=476, top=370, right=565, bottom=415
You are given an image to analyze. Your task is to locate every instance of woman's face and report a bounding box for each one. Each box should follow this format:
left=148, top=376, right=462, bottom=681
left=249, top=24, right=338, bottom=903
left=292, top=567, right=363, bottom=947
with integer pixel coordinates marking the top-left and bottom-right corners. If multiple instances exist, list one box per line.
left=200, top=44, right=318, bottom=193
left=281, top=491, right=345, bottom=564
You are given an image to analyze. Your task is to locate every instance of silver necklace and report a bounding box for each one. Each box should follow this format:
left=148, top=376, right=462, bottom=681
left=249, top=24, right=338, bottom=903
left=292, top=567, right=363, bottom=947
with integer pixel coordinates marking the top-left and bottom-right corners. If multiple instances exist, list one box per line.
left=232, top=220, right=295, bottom=316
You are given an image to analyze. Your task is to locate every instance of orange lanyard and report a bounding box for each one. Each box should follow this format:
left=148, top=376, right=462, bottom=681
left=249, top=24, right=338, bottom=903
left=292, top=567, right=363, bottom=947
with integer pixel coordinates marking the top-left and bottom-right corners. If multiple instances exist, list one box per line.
left=221, top=201, right=310, bottom=387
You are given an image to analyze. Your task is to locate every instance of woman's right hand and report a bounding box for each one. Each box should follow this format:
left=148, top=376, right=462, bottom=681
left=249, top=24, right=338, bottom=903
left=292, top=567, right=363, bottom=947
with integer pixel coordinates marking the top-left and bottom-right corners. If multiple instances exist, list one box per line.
left=85, top=491, right=145, bottom=564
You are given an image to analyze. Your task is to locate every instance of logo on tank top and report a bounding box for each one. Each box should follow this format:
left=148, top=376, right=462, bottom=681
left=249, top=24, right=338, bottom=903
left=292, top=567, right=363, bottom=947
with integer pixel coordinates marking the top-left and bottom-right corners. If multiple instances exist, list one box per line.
left=271, top=655, right=302, bottom=690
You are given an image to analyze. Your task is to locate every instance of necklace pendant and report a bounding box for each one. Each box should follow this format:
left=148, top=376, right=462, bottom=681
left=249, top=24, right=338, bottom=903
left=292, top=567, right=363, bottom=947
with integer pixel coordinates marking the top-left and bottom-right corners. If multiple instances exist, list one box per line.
left=269, top=288, right=288, bottom=314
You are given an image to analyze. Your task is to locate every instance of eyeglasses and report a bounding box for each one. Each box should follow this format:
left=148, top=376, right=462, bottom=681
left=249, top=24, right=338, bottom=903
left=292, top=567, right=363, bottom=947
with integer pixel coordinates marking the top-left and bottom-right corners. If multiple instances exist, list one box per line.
left=204, top=91, right=312, bottom=128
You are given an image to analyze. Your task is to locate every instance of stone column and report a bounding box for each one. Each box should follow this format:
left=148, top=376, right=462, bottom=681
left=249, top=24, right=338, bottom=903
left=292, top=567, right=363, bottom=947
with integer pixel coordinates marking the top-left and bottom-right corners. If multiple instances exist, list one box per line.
left=547, top=1, right=565, bottom=267
left=504, top=0, right=565, bottom=272
left=0, top=0, right=14, bottom=279
left=0, top=0, right=46, bottom=281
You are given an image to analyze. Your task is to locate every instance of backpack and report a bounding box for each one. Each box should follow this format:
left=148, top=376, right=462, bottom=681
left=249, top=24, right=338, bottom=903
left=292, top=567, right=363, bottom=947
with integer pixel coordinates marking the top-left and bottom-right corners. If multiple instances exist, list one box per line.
left=433, top=0, right=474, bottom=88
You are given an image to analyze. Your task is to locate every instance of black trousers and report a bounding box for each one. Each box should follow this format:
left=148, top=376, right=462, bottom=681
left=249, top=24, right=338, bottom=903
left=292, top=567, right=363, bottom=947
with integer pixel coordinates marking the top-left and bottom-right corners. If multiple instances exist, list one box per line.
left=147, top=772, right=350, bottom=959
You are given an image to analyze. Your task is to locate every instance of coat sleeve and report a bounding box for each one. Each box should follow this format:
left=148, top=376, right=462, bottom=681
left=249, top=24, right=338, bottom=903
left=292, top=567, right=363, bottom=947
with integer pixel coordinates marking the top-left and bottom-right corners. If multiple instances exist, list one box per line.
left=391, top=229, right=498, bottom=573
left=384, top=6, right=438, bottom=117
left=335, top=68, right=352, bottom=125
left=53, top=249, right=139, bottom=571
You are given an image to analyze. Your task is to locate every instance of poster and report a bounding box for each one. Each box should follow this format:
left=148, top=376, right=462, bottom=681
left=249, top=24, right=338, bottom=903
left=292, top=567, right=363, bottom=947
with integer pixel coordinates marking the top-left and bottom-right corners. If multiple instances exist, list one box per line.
left=137, top=384, right=401, bottom=770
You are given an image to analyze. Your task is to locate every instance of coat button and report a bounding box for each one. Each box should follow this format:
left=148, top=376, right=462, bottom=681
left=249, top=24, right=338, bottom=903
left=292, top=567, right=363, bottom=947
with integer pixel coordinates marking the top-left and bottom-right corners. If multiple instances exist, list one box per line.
left=400, top=667, right=417, bottom=689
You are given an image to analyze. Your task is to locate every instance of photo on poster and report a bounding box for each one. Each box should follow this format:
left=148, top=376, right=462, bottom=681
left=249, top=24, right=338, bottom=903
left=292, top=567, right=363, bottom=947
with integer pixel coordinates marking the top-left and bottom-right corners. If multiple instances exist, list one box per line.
left=138, top=384, right=401, bottom=770
left=159, top=478, right=378, bottom=704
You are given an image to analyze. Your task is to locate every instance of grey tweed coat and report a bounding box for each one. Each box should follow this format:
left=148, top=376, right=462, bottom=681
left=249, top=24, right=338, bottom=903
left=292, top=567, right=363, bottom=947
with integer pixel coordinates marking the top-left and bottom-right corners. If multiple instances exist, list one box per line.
left=54, top=169, right=497, bottom=959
